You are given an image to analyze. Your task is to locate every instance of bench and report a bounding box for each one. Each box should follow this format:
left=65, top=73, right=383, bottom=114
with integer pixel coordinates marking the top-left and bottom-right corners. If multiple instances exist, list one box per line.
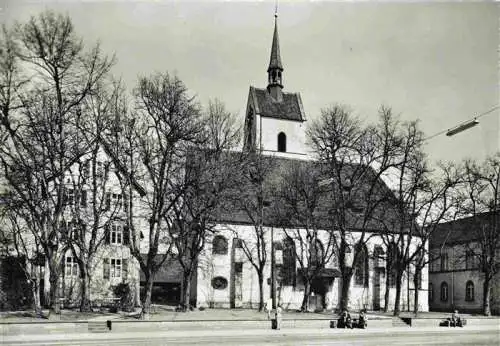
left=335, top=318, right=367, bottom=329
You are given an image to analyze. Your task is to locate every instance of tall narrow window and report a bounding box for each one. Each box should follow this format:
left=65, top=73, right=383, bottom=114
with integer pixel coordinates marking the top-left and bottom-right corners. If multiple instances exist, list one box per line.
left=110, top=224, right=123, bottom=245
left=354, top=243, right=369, bottom=287
left=277, top=132, right=286, bottom=152
left=111, top=258, right=122, bottom=278
left=283, top=237, right=296, bottom=286
left=440, top=252, right=449, bottom=271
left=465, top=281, right=474, bottom=301
left=440, top=282, right=448, bottom=302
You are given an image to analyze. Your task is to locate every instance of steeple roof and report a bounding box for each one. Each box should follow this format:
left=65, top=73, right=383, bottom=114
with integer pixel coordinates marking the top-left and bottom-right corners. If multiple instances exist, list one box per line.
left=267, top=14, right=283, bottom=72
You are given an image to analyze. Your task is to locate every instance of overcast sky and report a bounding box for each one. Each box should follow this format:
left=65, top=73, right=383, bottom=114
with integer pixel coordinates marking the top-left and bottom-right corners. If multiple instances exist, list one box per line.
left=1, top=0, right=498, bottom=164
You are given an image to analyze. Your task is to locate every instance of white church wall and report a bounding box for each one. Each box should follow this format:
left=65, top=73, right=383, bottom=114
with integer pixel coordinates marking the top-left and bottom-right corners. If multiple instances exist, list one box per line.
left=196, top=225, right=429, bottom=312
left=257, top=116, right=308, bottom=157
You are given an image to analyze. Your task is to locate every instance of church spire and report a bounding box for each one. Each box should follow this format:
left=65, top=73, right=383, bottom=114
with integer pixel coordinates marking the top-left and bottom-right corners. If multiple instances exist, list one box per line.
left=267, top=12, right=283, bottom=99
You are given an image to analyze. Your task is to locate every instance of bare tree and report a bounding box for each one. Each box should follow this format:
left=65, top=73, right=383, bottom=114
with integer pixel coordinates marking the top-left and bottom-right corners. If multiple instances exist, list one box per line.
left=308, top=105, right=402, bottom=312
left=127, top=72, right=203, bottom=317
left=230, top=150, right=276, bottom=311
left=274, top=160, right=336, bottom=311
left=168, top=99, right=243, bottom=311
left=0, top=10, right=113, bottom=311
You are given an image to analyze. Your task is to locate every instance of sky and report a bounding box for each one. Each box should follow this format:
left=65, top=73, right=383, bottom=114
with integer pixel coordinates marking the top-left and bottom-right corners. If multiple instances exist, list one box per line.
left=1, top=0, right=498, bottom=165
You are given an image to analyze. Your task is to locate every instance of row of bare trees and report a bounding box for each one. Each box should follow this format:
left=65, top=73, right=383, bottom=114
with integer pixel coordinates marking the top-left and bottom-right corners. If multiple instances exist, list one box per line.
left=0, top=11, right=243, bottom=317
left=271, top=105, right=498, bottom=316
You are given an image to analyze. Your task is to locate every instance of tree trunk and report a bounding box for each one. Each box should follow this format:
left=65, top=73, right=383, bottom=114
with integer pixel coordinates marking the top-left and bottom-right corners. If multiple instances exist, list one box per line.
left=31, top=279, right=42, bottom=317
left=482, top=276, right=491, bottom=316
left=141, top=271, right=154, bottom=319
left=301, top=280, right=311, bottom=312
left=383, top=268, right=391, bottom=312
left=43, top=261, right=50, bottom=308
left=340, top=272, right=352, bottom=312
left=393, top=271, right=403, bottom=316
left=79, top=266, right=91, bottom=312
left=413, top=268, right=420, bottom=316
left=258, top=271, right=264, bottom=312
left=181, top=270, right=192, bottom=311
left=49, top=271, right=60, bottom=313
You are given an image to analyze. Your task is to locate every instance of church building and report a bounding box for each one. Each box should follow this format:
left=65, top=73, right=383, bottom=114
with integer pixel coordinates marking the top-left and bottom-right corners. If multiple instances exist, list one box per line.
left=194, top=15, right=429, bottom=313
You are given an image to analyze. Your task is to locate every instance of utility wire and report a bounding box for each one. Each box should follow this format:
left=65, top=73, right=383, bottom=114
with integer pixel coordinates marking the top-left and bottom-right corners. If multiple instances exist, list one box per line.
left=424, top=105, right=500, bottom=142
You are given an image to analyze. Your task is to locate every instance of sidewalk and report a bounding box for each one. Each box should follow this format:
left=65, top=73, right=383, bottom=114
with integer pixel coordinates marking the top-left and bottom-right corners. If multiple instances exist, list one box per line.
left=1, top=324, right=497, bottom=345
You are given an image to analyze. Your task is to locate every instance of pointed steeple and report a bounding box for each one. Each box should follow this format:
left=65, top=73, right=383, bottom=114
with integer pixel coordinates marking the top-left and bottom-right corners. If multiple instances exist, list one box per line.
left=267, top=12, right=284, bottom=100
left=268, top=13, right=283, bottom=72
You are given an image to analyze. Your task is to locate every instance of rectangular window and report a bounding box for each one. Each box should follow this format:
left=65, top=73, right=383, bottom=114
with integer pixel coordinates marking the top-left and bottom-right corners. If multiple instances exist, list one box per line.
left=110, top=224, right=123, bottom=245
left=110, top=258, right=122, bottom=278
left=65, top=256, right=78, bottom=277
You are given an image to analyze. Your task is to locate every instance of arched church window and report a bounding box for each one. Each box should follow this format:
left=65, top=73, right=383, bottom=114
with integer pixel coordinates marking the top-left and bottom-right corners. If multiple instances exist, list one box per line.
left=440, top=281, right=448, bottom=301
left=283, top=237, right=296, bottom=286
left=310, top=239, right=324, bottom=269
left=465, top=280, right=474, bottom=301
left=354, top=243, right=369, bottom=287
left=277, top=132, right=286, bottom=152
left=213, top=235, right=228, bottom=255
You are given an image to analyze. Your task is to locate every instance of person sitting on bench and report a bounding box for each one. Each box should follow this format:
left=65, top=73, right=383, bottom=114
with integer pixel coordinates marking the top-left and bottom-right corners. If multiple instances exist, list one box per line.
left=339, top=309, right=352, bottom=328
left=451, top=310, right=462, bottom=327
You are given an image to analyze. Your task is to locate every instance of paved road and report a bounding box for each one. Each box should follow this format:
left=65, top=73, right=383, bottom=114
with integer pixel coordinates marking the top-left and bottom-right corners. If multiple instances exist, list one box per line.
left=3, top=326, right=499, bottom=346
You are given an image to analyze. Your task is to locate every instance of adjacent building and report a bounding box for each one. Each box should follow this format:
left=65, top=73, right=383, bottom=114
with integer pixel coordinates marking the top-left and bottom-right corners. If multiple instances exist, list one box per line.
left=429, top=212, right=500, bottom=314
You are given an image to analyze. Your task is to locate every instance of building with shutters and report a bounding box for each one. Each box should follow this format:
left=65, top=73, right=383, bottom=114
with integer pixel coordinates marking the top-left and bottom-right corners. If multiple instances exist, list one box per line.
left=193, top=14, right=429, bottom=313
left=47, top=145, right=142, bottom=307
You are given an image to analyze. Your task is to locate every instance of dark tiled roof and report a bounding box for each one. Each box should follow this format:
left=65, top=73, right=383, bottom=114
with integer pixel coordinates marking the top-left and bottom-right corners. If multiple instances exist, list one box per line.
left=211, top=153, right=402, bottom=233
left=430, top=211, right=499, bottom=248
left=250, top=87, right=305, bottom=122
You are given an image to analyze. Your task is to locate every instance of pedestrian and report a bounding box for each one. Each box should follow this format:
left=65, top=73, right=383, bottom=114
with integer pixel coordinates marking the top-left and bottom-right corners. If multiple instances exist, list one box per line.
left=358, top=310, right=367, bottom=329
left=275, top=304, right=282, bottom=330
